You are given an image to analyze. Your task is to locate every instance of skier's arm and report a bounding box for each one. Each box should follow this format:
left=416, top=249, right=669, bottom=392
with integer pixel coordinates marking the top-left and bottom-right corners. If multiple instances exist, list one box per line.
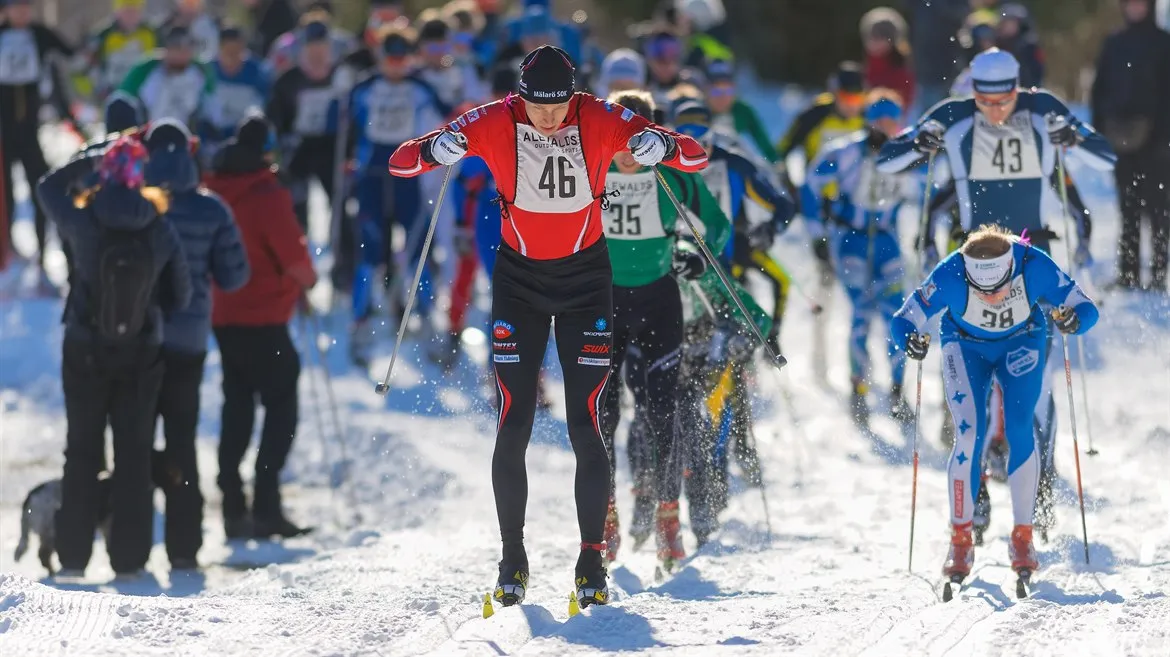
left=118, top=60, right=151, bottom=96
left=1032, top=250, right=1099, bottom=334
left=734, top=100, right=781, bottom=164
left=734, top=151, right=795, bottom=235
left=388, top=100, right=498, bottom=178
left=206, top=195, right=250, bottom=292
left=1033, top=91, right=1114, bottom=171
left=598, top=97, right=707, bottom=172
left=890, top=263, right=951, bottom=351
left=775, top=102, right=829, bottom=160
left=663, top=168, right=731, bottom=255
left=799, top=150, right=839, bottom=240
left=37, top=25, right=76, bottom=58
left=35, top=157, right=97, bottom=239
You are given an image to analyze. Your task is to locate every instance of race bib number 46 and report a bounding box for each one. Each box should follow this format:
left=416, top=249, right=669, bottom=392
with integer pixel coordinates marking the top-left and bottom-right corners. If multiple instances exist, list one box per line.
left=514, top=125, right=592, bottom=213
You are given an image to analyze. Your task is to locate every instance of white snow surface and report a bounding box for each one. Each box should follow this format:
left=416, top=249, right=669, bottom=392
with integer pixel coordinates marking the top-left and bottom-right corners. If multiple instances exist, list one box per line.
left=1, top=96, right=1169, bottom=656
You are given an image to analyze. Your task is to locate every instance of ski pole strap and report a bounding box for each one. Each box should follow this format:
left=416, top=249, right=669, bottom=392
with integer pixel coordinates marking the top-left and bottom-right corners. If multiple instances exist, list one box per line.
left=580, top=541, right=607, bottom=552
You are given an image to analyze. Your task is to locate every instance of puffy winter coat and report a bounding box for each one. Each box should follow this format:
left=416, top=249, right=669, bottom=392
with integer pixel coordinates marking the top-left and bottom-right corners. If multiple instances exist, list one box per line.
left=145, top=141, right=250, bottom=354
left=37, top=157, right=191, bottom=345
left=204, top=149, right=314, bottom=327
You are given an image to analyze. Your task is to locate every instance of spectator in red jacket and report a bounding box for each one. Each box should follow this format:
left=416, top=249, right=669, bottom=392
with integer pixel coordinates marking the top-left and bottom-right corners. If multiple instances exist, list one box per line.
left=204, top=112, right=317, bottom=540
left=860, top=7, right=915, bottom=110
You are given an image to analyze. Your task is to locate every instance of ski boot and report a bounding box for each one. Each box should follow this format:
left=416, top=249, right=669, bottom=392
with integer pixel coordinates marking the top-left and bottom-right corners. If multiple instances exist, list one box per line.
left=655, top=501, right=686, bottom=577
left=629, top=487, right=655, bottom=551
left=850, top=380, right=870, bottom=430
left=889, top=382, right=914, bottom=427
left=972, top=480, right=991, bottom=546
left=1009, top=524, right=1038, bottom=598
left=942, top=522, right=974, bottom=602
left=253, top=512, right=313, bottom=539
left=571, top=542, right=610, bottom=614
left=494, top=558, right=529, bottom=607
left=602, top=496, right=621, bottom=563
left=1033, top=469, right=1056, bottom=543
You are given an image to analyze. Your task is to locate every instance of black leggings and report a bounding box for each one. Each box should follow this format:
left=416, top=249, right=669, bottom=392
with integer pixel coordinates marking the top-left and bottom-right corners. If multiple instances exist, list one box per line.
left=599, top=275, right=684, bottom=504
left=2, top=128, right=50, bottom=265
left=490, top=241, right=613, bottom=560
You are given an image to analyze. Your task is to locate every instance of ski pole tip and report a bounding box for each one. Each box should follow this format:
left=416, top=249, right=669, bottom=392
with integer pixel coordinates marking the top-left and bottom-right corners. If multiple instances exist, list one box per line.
left=374, top=382, right=390, bottom=396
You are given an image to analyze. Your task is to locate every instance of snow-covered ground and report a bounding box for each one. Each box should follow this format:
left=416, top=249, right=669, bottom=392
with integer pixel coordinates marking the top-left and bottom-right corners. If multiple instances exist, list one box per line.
left=2, top=93, right=1169, bottom=656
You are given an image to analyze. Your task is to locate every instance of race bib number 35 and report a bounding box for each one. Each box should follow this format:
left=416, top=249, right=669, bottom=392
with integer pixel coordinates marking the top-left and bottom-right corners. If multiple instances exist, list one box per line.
left=603, top=171, right=663, bottom=240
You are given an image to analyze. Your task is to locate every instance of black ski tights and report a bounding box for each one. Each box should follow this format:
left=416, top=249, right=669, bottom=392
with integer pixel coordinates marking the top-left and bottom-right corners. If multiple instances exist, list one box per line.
left=490, top=242, right=613, bottom=564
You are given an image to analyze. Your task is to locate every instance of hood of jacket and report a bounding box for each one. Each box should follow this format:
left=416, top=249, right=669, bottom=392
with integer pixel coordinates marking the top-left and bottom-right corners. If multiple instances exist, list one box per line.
left=145, top=149, right=200, bottom=193
left=89, top=185, right=160, bottom=231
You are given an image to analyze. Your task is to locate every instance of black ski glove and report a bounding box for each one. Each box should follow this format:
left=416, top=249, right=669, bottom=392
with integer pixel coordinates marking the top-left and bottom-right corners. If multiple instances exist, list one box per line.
left=1051, top=306, right=1080, bottom=334
left=914, top=120, right=945, bottom=155
left=672, top=248, right=707, bottom=280
left=812, top=237, right=830, bottom=264
left=905, top=332, right=931, bottom=360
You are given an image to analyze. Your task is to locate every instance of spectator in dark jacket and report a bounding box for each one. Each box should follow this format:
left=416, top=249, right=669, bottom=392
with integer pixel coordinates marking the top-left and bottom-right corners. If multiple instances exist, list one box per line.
left=243, top=0, right=298, bottom=59
left=908, top=0, right=970, bottom=111
left=1092, top=0, right=1170, bottom=291
left=143, top=119, right=250, bottom=568
left=204, top=113, right=317, bottom=540
left=37, top=136, right=191, bottom=577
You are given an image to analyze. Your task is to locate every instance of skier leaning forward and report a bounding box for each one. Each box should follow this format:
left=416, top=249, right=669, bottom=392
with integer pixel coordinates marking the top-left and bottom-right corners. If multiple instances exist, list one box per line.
left=388, top=45, right=708, bottom=610
left=889, top=224, right=1098, bottom=584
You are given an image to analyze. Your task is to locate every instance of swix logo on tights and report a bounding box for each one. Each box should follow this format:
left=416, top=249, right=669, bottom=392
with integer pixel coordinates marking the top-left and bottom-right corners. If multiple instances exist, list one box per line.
left=581, top=344, right=609, bottom=354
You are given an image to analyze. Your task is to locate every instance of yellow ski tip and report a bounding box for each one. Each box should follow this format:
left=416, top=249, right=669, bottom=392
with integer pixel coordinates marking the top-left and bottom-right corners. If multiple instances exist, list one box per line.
left=482, top=592, right=494, bottom=619
left=568, top=591, right=581, bottom=617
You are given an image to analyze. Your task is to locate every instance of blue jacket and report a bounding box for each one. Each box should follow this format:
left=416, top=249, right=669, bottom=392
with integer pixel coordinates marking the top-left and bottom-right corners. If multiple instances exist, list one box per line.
left=203, top=57, right=271, bottom=142
left=37, top=157, right=192, bottom=346
left=890, top=241, right=1098, bottom=351
left=146, top=146, right=250, bottom=353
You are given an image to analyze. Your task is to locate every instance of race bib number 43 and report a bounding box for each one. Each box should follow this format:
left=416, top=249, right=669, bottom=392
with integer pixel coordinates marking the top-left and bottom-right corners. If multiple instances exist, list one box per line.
left=969, top=113, right=1042, bottom=181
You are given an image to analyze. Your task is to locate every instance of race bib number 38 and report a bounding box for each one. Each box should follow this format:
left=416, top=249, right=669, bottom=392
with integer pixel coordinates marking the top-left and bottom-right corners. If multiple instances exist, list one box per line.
left=603, top=170, right=663, bottom=240
left=969, top=113, right=1042, bottom=181
left=961, top=275, right=1031, bottom=333
left=514, top=125, right=592, bottom=213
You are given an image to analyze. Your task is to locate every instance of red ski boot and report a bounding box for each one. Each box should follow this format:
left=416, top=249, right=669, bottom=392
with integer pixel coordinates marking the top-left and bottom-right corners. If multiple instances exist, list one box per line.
left=1009, top=524, right=1039, bottom=573
left=655, top=501, right=686, bottom=575
left=942, top=522, right=974, bottom=601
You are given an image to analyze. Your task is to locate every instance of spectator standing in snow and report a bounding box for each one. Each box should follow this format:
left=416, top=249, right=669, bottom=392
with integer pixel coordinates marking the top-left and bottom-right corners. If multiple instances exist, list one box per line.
left=860, top=7, right=915, bottom=110
left=204, top=113, right=316, bottom=540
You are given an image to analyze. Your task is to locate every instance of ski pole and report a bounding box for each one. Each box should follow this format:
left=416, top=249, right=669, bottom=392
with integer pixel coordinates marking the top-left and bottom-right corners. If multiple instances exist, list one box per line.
left=654, top=167, right=787, bottom=371
left=908, top=354, right=925, bottom=572
left=298, top=312, right=334, bottom=500
left=375, top=165, right=454, bottom=395
left=915, top=152, right=938, bottom=280
left=1058, top=320, right=1092, bottom=565
left=1054, top=146, right=1098, bottom=457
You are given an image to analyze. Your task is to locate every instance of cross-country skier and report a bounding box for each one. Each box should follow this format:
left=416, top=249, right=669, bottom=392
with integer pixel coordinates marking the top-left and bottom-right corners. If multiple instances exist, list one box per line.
left=120, top=27, right=215, bottom=130
left=597, top=90, right=730, bottom=570
left=878, top=48, right=1114, bottom=539
left=84, top=0, right=156, bottom=103
left=0, top=0, right=75, bottom=282
left=202, top=27, right=270, bottom=161
left=388, top=44, right=708, bottom=611
left=890, top=223, right=1098, bottom=588
left=347, top=25, right=448, bottom=366
left=801, top=90, right=921, bottom=429
left=155, top=0, right=221, bottom=64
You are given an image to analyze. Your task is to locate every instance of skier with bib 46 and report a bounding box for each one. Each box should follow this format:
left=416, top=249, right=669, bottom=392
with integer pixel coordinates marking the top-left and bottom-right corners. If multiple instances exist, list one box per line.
left=890, top=224, right=1098, bottom=593
left=389, top=44, right=708, bottom=612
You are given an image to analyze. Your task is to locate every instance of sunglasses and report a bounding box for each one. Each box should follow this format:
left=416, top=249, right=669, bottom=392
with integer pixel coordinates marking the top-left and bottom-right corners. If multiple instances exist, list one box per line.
left=837, top=91, right=865, bottom=106
left=646, top=40, right=682, bottom=61
left=974, top=92, right=1017, bottom=108
left=708, top=86, right=735, bottom=98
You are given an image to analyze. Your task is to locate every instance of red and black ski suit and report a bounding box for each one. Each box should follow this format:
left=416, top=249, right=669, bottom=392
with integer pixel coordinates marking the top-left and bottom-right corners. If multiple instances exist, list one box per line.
left=389, top=93, right=707, bottom=562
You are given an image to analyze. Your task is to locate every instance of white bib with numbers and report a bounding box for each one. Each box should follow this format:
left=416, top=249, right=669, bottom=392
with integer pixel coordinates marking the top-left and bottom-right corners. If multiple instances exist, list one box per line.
left=294, top=86, right=335, bottom=136
left=149, top=69, right=203, bottom=124
left=216, top=82, right=263, bottom=129
left=699, top=159, right=732, bottom=219
left=968, top=112, right=1042, bottom=181
left=854, top=156, right=904, bottom=213
left=603, top=170, right=664, bottom=240
left=365, top=81, right=416, bottom=145
left=0, top=30, right=40, bottom=85
left=960, top=273, right=1031, bottom=334
left=514, top=124, right=592, bottom=213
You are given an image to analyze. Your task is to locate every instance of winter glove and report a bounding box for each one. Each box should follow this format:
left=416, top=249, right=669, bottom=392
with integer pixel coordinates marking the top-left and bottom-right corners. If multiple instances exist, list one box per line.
left=1045, top=113, right=1082, bottom=147
left=1051, top=306, right=1081, bottom=334
left=913, top=120, right=945, bottom=155
left=628, top=128, right=676, bottom=167
left=672, top=248, right=707, bottom=280
left=905, top=332, right=931, bottom=360
left=425, top=130, right=468, bottom=166
left=812, top=237, right=830, bottom=264
left=747, top=222, right=776, bottom=251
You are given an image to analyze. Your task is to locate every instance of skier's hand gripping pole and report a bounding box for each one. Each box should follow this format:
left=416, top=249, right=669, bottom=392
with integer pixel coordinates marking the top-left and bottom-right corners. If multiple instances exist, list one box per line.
left=653, top=167, right=787, bottom=371
left=1053, top=144, right=1098, bottom=457
left=374, top=166, right=455, bottom=395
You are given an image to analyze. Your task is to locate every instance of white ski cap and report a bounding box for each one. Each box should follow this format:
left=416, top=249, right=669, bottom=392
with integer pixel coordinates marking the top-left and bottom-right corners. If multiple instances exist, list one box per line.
left=964, top=249, right=1014, bottom=291
left=597, top=48, right=647, bottom=97
left=970, top=48, right=1020, bottom=94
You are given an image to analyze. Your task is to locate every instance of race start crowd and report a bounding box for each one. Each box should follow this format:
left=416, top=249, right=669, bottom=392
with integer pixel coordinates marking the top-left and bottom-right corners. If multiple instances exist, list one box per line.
left=3, top=0, right=1169, bottom=610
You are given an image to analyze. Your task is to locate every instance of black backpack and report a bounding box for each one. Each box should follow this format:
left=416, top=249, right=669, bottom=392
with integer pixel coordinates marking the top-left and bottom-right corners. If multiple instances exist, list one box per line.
left=92, top=225, right=157, bottom=341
